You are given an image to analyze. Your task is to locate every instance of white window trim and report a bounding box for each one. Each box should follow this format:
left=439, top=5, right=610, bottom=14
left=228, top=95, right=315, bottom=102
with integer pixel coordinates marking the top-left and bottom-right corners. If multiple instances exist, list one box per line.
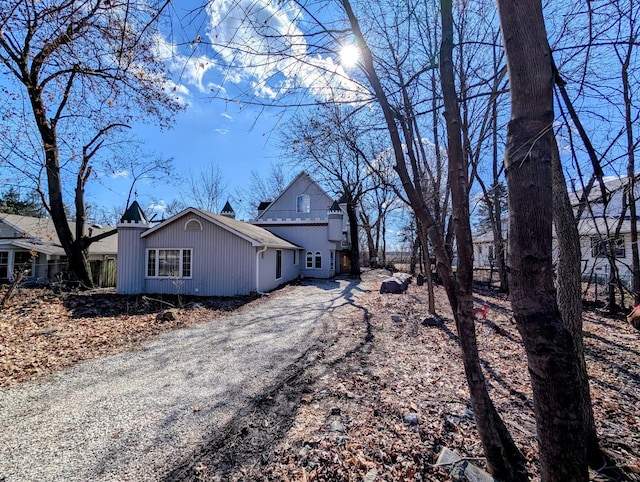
left=184, top=219, right=203, bottom=231
left=306, top=251, right=313, bottom=269
left=296, top=194, right=310, bottom=213
left=146, top=248, right=193, bottom=279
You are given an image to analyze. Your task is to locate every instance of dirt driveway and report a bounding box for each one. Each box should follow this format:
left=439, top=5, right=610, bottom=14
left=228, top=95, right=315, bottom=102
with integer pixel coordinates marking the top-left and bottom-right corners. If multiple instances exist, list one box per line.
left=0, top=277, right=365, bottom=481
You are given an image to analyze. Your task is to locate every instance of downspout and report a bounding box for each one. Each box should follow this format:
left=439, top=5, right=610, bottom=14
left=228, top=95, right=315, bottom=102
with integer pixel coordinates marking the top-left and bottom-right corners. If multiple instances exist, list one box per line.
left=256, top=245, right=268, bottom=296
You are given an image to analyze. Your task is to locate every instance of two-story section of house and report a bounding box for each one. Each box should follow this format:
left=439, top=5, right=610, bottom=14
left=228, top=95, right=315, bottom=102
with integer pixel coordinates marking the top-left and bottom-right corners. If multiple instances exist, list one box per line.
left=253, top=172, right=351, bottom=278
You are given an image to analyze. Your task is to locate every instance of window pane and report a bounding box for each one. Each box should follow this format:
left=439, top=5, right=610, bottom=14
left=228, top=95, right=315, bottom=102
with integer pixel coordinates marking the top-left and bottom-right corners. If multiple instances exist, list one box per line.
left=147, top=250, right=156, bottom=277
left=182, top=249, right=191, bottom=277
left=296, top=195, right=310, bottom=213
left=158, top=249, right=180, bottom=276
left=15, top=251, right=34, bottom=266
left=306, top=251, right=313, bottom=268
left=0, top=252, right=8, bottom=279
left=315, top=251, right=322, bottom=269
left=276, top=250, right=282, bottom=279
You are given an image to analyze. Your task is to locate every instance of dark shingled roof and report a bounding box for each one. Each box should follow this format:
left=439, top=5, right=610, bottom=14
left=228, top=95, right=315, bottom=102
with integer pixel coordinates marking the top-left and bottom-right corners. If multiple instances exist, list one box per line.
left=120, top=200, right=147, bottom=223
left=257, top=201, right=272, bottom=211
left=221, top=201, right=235, bottom=214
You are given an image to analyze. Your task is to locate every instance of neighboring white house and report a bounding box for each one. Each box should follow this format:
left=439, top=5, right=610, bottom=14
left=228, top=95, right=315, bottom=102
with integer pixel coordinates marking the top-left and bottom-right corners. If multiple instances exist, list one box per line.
left=472, top=175, right=640, bottom=285
left=116, top=172, right=351, bottom=296
left=0, top=213, right=117, bottom=286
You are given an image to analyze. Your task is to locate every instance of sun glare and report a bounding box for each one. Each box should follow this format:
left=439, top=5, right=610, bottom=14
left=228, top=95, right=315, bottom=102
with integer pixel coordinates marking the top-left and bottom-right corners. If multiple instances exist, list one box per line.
left=339, top=44, right=360, bottom=68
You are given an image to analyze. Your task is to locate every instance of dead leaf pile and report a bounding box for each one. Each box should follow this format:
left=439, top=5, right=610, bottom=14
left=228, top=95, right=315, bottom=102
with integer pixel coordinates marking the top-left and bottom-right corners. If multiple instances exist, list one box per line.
left=230, top=271, right=639, bottom=481
left=1, top=272, right=638, bottom=481
left=0, top=287, right=259, bottom=386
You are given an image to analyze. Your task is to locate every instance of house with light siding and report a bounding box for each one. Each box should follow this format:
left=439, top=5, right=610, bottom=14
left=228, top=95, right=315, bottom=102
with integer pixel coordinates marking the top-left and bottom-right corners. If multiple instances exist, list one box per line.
left=117, top=202, right=302, bottom=296
left=116, top=172, right=351, bottom=296
left=252, top=172, right=351, bottom=277
left=0, top=214, right=117, bottom=286
left=472, top=175, right=640, bottom=286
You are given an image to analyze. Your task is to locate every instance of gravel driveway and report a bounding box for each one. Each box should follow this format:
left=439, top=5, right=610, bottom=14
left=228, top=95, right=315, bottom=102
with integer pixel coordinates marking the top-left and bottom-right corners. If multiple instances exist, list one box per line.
left=0, top=278, right=357, bottom=481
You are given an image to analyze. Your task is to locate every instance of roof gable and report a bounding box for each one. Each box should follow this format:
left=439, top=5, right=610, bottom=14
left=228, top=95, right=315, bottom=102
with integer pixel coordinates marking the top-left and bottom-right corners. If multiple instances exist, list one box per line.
left=141, top=208, right=300, bottom=249
left=256, top=172, right=333, bottom=220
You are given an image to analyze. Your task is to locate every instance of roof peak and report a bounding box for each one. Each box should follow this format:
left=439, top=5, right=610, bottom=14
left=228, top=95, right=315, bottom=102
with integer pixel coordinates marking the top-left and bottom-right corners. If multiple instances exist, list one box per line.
left=120, top=200, right=148, bottom=224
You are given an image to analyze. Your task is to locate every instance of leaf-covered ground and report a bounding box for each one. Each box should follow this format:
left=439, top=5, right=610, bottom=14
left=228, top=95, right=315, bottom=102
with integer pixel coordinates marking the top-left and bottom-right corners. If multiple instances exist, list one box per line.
left=0, top=272, right=638, bottom=480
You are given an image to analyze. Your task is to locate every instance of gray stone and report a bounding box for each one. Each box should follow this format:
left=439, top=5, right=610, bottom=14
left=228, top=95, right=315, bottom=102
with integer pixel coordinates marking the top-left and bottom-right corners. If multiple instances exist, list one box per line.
left=363, top=468, right=379, bottom=482
left=392, top=272, right=412, bottom=287
left=156, top=309, right=178, bottom=323
left=403, top=412, right=419, bottom=426
left=434, top=447, right=463, bottom=466
left=380, top=278, right=405, bottom=294
left=37, top=327, right=60, bottom=335
left=422, top=316, right=444, bottom=327
left=391, top=314, right=403, bottom=322
left=448, top=460, right=496, bottom=482
left=329, top=420, right=346, bottom=433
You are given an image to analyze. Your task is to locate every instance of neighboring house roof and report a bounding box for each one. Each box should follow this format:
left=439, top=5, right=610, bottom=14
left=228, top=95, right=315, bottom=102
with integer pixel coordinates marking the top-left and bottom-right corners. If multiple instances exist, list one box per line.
left=257, top=201, right=272, bottom=211
left=0, top=213, right=117, bottom=256
left=570, top=174, right=640, bottom=218
left=141, top=207, right=301, bottom=250
left=329, top=200, right=342, bottom=212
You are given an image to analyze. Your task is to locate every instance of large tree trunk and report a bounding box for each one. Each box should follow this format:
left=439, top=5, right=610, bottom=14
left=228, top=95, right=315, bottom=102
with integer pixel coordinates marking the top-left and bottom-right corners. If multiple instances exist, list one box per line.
left=497, top=1, right=588, bottom=479
left=439, top=2, right=526, bottom=478
left=551, top=139, right=605, bottom=469
left=346, top=199, right=361, bottom=278
left=29, top=90, right=93, bottom=288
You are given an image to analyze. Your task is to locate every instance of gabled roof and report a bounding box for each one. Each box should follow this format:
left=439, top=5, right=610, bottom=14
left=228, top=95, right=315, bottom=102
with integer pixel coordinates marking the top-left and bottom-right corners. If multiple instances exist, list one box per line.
left=255, top=171, right=333, bottom=220
left=329, top=200, right=341, bottom=212
left=258, top=201, right=272, bottom=211
left=141, top=208, right=301, bottom=249
left=0, top=214, right=117, bottom=255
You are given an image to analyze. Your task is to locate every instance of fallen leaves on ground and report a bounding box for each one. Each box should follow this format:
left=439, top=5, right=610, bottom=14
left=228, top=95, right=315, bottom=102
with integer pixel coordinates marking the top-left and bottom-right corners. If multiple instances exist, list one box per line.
left=1, top=272, right=638, bottom=481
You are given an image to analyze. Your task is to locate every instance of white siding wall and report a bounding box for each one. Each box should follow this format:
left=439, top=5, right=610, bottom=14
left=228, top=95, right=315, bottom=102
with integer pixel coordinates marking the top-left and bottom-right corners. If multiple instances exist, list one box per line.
left=263, top=224, right=335, bottom=278
left=143, top=213, right=256, bottom=296
left=261, top=176, right=332, bottom=221
left=579, top=234, right=632, bottom=283
left=116, top=222, right=148, bottom=294
left=257, top=247, right=300, bottom=292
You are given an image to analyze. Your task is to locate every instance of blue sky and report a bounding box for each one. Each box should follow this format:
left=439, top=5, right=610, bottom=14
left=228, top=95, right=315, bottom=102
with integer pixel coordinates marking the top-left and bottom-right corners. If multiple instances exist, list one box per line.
left=84, top=0, right=363, bottom=221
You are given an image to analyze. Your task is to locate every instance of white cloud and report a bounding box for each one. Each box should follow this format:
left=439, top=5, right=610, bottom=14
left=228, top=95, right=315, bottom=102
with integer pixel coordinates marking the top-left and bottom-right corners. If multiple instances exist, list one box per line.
left=220, top=112, right=233, bottom=120
left=148, top=200, right=168, bottom=213
left=214, top=128, right=229, bottom=135
left=204, top=0, right=368, bottom=103
left=151, top=35, right=217, bottom=96
left=112, top=170, right=129, bottom=178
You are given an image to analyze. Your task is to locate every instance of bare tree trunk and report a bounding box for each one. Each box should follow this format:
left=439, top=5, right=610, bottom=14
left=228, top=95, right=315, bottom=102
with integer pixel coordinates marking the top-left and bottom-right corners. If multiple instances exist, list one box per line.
left=551, top=137, right=607, bottom=470
left=622, top=38, right=640, bottom=305
left=346, top=199, right=361, bottom=278
left=418, top=223, right=436, bottom=314
left=497, top=1, right=589, bottom=479
left=440, top=2, right=526, bottom=478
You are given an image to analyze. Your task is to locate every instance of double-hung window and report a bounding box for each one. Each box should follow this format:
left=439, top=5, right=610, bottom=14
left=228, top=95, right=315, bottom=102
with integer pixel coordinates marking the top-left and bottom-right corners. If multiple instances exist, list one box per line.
left=147, top=248, right=192, bottom=278
left=590, top=236, right=625, bottom=258
left=296, top=194, right=310, bottom=213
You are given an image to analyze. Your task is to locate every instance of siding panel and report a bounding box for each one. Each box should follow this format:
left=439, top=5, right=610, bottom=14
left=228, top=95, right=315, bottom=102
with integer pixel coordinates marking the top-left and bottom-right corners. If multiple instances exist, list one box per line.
left=144, top=213, right=256, bottom=296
